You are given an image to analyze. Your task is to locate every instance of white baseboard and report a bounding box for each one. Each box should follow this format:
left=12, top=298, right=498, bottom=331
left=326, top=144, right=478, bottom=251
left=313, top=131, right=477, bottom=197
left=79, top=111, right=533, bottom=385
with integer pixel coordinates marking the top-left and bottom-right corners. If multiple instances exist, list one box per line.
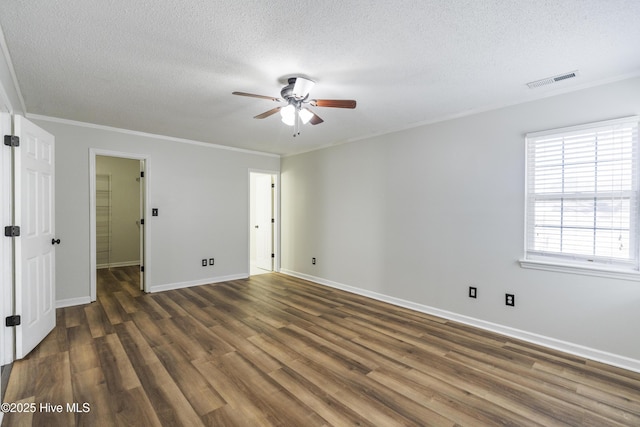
left=54, top=273, right=248, bottom=307
left=56, top=296, right=92, bottom=308
left=280, top=269, right=640, bottom=374
left=149, top=273, right=249, bottom=293
left=97, top=261, right=140, bottom=269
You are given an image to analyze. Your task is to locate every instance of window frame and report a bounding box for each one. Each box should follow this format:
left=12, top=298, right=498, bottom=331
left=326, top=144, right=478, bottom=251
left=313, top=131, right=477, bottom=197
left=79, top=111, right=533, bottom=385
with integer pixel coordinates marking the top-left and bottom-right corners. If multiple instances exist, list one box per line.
left=520, top=116, right=640, bottom=281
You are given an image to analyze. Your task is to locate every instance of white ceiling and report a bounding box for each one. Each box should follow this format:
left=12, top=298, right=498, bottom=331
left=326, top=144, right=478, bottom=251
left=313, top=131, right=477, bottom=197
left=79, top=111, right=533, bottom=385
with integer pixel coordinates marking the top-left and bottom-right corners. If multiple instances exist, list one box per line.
left=1, top=1, right=639, bottom=156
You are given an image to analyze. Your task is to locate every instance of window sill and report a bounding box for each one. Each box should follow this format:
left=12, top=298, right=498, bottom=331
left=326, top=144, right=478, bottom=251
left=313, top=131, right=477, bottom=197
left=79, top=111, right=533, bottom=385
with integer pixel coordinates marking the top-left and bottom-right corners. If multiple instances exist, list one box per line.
left=519, top=258, right=640, bottom=282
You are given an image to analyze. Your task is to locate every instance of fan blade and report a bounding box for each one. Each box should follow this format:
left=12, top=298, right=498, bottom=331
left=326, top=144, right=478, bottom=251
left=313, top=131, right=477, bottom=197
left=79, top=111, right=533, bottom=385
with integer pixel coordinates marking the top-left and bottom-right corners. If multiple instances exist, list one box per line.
left=308, top=111, right=324, bottom=125
left=232, top=91, right=282, bottom=102
left=310, top=99, right=356, bottom=109
left=254, top=107, right=281, bottom=119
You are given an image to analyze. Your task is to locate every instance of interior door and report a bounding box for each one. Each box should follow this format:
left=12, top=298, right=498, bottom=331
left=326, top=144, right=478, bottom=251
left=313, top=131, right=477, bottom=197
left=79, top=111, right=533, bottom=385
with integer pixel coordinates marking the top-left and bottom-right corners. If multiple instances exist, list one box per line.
left=255, top=174, right=273, bottom=271
left=14, top=115, right=56, bottom=359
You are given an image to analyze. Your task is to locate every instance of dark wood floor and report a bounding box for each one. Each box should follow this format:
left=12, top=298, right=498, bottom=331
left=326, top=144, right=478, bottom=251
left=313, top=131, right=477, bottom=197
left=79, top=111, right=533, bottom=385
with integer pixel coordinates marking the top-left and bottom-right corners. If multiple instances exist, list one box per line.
left=3, top=267, right=640, bottom=426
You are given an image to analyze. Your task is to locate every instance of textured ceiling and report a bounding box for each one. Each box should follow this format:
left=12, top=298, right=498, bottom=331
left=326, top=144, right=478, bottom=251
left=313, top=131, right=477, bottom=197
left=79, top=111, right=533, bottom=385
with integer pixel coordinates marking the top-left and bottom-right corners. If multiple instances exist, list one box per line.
left=1, top=0, right=639, bottom=156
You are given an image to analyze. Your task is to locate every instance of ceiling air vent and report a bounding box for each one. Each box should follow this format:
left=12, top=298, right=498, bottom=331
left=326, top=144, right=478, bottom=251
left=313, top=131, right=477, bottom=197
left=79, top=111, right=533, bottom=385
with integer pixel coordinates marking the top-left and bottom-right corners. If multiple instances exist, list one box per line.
left=527, top=70, right=579, bottom=89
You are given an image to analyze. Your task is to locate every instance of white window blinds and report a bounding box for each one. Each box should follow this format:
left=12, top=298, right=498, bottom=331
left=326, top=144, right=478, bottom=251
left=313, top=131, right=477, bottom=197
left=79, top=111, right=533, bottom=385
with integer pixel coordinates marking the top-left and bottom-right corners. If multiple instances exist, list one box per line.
left=525, top=117, right=639, bottom=270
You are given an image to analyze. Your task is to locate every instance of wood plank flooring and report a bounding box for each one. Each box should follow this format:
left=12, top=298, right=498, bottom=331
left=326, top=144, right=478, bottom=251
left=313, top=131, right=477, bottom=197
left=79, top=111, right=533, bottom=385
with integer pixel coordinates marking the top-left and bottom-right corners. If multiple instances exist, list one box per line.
left=3, top=266, right=640, bottom=426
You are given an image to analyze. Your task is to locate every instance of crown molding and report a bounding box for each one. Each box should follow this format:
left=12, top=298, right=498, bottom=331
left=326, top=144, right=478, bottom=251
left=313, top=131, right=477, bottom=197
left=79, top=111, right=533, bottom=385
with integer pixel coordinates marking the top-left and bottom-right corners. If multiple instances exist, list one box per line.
left=26, top=113, right=280, bottom=158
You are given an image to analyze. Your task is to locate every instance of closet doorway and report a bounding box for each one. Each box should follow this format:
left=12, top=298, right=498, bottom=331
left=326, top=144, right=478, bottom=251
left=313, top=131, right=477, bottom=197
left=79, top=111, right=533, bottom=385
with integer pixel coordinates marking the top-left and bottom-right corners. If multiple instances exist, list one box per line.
left=90, top=150, right=148, bottom=300
left=249, top=170, right=278, bottom=276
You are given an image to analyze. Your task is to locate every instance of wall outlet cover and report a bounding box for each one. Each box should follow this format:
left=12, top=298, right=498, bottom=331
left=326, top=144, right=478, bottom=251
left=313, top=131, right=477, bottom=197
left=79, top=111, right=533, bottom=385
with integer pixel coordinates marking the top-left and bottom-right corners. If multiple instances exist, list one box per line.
left=469, top=287, right=477, bottom=298
left=506, top=293, right=515, bottom=306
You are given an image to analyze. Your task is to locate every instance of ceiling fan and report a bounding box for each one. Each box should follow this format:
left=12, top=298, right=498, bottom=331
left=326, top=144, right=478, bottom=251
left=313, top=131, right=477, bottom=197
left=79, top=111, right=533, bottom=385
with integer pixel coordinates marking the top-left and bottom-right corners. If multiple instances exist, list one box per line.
left=232, top=77, right=356, bottom=137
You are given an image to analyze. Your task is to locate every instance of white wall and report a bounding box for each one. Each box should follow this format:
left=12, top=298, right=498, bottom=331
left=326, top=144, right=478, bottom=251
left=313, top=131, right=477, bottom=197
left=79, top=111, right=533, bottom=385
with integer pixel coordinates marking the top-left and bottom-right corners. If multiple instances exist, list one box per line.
left=96, top=155, right=141, bottom=267
left=281, top=76, right=640, bottom=370
left=31, top=118, right=280, bottom=302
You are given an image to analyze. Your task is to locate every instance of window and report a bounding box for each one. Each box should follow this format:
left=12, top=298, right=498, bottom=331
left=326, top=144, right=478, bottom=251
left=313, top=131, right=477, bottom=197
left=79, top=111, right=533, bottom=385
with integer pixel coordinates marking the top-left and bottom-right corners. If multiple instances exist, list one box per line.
left=523, top=117, right=640, bottom=278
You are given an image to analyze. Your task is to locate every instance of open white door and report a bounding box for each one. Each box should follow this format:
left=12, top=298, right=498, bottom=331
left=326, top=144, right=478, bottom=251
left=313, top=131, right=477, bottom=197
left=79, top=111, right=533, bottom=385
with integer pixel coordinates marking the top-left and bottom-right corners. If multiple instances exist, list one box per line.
left=254, top=174, right=273, bottom=271
left=14, top=115, right=56, bottom=359
left=139, top=160, right=145, bottom=291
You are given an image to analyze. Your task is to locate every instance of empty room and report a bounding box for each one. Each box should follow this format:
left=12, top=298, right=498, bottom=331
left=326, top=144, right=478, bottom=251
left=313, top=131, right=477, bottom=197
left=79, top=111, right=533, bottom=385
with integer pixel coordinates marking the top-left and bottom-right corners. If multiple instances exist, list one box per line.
left=1, top=1, right=639, bottom=426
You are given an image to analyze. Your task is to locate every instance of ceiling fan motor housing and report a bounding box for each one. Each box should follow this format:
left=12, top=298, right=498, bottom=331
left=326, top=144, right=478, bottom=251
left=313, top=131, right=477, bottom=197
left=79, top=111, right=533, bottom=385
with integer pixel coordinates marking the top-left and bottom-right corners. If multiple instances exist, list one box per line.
left=280, top=83, right=295, bottom=101
left=281, top=77, right=314, bottom=102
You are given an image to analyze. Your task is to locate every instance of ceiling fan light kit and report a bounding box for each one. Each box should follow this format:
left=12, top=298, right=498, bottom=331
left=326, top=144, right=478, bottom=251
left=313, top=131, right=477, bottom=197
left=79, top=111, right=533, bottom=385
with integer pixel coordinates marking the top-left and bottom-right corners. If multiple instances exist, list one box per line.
left=298, top=108, right=313, bottom=124
left=232, top=76, right=356, bottom=137
left=280, top=104, right=296, bottom=126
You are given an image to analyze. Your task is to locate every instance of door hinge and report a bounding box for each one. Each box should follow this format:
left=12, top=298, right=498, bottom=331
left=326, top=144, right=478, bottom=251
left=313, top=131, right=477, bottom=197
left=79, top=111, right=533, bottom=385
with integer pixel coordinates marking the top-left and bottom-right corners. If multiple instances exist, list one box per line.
left=4, top=135, right=19, bottom=147
left=271, top=183, right=275, bottom=188
left=271, top=218, right=274, bottom=223
left=5, top=315, right=21, bottom=327
left=140, top=218, right=144, bottom=225
left=4, top=226, right=20, bottom=237
left=140, top=266, right=145, bottom=272
left=140, top=171, right=144, bottom=178
left=271, top=253, right=275, bottom=258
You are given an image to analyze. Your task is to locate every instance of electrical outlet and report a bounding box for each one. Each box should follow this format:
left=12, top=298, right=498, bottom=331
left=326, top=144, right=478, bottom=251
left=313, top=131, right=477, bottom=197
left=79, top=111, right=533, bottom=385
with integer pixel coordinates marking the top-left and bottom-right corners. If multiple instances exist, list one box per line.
left=202, top=259, right=207, bottom=267
left=506, top=293, right=515, bottom=307
left=209, top=258, right=214, bottom=266
left=312, top=257, right=316, bottom=265
left=469, top=286, right=477, bottom=298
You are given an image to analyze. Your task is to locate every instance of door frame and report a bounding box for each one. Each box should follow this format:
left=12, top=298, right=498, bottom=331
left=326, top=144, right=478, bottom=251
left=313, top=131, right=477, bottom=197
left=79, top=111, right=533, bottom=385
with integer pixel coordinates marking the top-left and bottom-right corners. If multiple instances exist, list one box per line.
left=0, top=111, right=12, bottom=369
left=89, top=149, right=149, bottom=300
left=248, top=169, right=279, bottom=275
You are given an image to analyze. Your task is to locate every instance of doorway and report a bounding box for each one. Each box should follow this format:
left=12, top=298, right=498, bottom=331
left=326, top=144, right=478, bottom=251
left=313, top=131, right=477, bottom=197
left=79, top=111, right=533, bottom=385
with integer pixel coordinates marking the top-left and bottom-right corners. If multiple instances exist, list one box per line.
left=89, top=149, right=148, bottom=300
left=249, top=171, right=278, bottom=275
